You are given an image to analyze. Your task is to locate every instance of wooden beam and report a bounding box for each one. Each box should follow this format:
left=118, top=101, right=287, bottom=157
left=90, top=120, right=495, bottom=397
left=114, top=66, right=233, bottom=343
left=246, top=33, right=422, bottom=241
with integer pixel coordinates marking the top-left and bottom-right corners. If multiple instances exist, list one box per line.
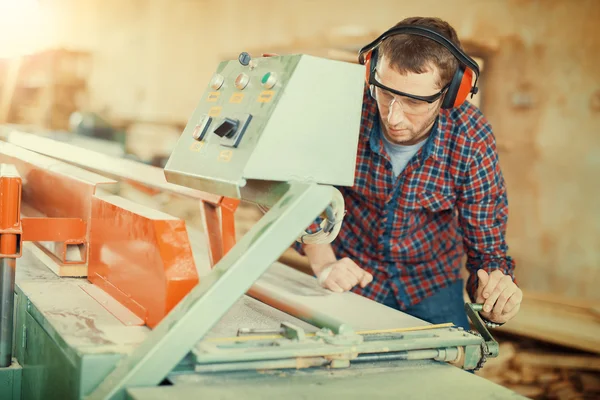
left=514, top=351, right=600, bottom=372
left=524, top=291, right=600, bottom=315
left=498, top=292, right=600, bottom=354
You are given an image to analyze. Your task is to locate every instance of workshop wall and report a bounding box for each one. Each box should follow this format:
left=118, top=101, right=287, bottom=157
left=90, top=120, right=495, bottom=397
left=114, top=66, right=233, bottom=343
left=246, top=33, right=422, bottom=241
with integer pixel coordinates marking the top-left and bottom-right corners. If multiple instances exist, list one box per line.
left=33, top=0, right=600, bottom=299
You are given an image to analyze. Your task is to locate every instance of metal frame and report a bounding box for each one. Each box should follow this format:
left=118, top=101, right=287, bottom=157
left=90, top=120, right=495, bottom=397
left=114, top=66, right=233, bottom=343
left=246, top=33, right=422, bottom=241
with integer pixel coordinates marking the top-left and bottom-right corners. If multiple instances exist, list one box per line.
left=200, top=197, right=239, bottom=267
left=193, top=326, right=478, bottom=369
left=87, top=181, right=335, bottom=400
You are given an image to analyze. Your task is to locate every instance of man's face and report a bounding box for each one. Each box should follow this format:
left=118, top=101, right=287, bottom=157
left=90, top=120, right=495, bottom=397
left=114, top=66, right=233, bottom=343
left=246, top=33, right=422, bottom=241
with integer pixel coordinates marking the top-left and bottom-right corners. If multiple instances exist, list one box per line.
left=373, top=56, right=444, bottom=146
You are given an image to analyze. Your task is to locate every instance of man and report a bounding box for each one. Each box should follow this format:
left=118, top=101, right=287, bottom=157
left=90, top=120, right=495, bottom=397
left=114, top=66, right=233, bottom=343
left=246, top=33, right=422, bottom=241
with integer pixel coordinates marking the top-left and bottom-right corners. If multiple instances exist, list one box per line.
left=293, top=17, right=522, bottom=330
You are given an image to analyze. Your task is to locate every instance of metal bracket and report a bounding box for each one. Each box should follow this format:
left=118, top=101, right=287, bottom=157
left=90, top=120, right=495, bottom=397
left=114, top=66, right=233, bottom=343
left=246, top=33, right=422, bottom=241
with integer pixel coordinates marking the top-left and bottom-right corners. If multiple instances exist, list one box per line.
left=236, top=321, right=307, bottom=341
left=464, top=303, right=500, bottom=370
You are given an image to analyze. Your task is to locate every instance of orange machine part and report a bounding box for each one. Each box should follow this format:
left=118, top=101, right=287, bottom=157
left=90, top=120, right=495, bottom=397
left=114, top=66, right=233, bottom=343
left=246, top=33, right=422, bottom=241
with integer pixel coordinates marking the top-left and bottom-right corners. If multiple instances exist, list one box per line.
left=21, top=217, right=86, bottom=242
left=219, top=197, right=239, bottom=256
left=0, top=163, right=87, bottom=260
left=0, top=141, right=232, bottom=328
left=0, top=144, right=102, bottom=264
left=0, top=170, right=22, bottom=258
left=201, top=200, right=223, bottom=266
left=201, top=197, right=239, bottom=267
left=88, top=196, right=199, bottom=328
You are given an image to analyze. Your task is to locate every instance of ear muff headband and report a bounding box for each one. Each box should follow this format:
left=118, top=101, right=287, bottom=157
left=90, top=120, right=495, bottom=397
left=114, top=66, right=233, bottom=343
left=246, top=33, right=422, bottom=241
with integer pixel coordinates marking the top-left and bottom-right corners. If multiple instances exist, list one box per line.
left=359, top=25, right=480, bottom=109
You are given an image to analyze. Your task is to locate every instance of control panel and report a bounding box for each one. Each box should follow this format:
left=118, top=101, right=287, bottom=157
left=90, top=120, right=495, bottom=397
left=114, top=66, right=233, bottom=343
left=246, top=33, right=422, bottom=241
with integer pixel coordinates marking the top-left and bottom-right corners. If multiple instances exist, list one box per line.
left=164, top=53, right=365, bottom=198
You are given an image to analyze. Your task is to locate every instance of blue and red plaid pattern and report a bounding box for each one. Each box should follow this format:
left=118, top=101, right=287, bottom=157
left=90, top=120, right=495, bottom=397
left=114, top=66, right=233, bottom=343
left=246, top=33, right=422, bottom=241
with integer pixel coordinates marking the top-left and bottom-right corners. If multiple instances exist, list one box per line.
left=294, top=89, right=516, bottom=309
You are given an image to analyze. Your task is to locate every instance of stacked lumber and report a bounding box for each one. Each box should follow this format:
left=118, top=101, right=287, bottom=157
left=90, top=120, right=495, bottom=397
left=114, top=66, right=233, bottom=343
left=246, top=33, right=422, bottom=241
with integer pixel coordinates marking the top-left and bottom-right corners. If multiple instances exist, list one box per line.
left=478, top=292, right=600, bottom=398
left=0, top=49, right=91, bottom=130
left=477, top=338, right=600, bottom=399
left=497, top=292, right=600, bottom=355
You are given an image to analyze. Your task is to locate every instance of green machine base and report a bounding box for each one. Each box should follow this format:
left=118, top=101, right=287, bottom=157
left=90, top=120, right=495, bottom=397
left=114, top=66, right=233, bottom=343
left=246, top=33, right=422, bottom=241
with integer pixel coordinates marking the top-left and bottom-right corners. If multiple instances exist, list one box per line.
left=0, top=359, right=22, bottom=400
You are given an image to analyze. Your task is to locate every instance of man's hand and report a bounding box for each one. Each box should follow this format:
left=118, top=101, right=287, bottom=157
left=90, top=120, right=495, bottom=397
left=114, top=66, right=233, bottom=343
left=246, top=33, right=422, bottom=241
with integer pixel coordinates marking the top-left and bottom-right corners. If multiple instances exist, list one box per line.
left=476, top=269, right=523, bottom=324
left=316, top=258, right=373, bottom=293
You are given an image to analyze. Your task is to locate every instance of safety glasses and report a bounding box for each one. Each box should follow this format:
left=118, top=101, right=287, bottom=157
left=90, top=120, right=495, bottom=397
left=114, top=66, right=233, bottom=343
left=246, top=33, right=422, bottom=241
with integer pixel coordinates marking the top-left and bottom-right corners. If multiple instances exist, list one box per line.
left=370, top=68, right=450, bottom=103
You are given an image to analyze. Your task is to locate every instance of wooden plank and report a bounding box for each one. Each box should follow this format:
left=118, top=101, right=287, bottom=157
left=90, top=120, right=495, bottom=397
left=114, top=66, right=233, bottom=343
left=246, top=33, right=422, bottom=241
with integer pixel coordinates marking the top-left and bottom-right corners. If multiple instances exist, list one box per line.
left=498, top=293, right=600, bottom=354
left=502, top=384, right=544, bottom=399
left=514, top=351, right=600, bottom=372
left=248, top=263, right=428, bottom=332
left=525, top=291, right=600, bottom=315
left=580, top=372, right=600, bottom=393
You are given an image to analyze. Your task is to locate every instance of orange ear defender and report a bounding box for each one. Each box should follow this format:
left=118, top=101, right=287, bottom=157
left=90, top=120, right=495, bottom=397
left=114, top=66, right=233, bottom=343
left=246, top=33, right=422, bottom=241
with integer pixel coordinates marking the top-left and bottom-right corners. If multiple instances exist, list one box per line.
left=358, top=25, right=480, bottom=109
left=363, top=50, right=373, bottom=85
left=362, top=49, right=377, bottom=99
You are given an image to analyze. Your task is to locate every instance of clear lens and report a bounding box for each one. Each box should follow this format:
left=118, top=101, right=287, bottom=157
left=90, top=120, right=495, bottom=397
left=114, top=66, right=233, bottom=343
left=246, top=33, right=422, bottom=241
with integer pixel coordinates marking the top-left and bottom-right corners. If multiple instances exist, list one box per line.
left=375, top=86, right=432, bottom=115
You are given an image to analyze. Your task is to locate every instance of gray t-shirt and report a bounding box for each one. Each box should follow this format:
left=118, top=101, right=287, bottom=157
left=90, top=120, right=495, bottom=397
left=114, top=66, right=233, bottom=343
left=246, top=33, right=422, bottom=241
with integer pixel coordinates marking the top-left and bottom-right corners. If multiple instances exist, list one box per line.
left=381, top=132, right=427, bottom=177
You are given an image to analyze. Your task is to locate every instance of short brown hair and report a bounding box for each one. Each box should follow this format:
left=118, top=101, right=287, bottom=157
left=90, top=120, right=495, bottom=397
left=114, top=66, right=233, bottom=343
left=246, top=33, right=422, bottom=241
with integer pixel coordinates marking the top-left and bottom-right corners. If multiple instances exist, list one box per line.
left=379, top=17, right=462, bottom=89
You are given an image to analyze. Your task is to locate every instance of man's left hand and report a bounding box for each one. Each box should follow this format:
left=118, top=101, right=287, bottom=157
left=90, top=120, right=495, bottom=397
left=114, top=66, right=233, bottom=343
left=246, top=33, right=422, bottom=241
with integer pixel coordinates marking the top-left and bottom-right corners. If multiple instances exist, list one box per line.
left=476, top=269, right=522, bottom=324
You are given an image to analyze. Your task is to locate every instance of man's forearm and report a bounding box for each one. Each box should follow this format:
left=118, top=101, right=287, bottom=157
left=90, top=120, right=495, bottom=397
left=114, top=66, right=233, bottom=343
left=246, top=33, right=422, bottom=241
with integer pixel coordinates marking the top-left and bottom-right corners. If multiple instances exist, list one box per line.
left=302, top=243, right=337, bottom=275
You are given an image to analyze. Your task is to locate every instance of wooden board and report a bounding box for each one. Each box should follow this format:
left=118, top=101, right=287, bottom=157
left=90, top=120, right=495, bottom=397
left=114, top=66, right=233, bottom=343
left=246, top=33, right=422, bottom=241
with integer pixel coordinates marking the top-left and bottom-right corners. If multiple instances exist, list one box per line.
left=514, top=351, right=600, bottom=371
left=249, top=262, right=427, bottom=331
left=498, top=293, right=600, bottom=354
left=524, top=291, right=600, bottom=315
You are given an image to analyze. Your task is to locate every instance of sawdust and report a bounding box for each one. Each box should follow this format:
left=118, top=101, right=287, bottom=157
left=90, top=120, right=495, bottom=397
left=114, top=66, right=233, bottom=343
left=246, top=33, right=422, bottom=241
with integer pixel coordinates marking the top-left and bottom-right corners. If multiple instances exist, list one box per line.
left=45, top=310, right=114, bottom=346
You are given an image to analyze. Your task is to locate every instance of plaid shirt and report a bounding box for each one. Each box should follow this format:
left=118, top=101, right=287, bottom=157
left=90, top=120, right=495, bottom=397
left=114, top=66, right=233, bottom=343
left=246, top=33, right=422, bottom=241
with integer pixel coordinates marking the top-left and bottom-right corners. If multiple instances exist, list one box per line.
left=294, top=90, right=516, bottom=309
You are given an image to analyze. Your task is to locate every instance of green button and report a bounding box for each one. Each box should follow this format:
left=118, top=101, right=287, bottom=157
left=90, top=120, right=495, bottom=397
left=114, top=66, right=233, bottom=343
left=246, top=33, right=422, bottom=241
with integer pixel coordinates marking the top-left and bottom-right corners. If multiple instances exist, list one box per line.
left=261, top=72, right=271, bottom=84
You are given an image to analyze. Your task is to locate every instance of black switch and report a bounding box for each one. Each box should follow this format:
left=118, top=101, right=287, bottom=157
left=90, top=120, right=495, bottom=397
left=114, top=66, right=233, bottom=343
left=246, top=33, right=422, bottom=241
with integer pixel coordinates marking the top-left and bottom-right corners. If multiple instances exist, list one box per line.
left=213, top=118, right=239, bottom=138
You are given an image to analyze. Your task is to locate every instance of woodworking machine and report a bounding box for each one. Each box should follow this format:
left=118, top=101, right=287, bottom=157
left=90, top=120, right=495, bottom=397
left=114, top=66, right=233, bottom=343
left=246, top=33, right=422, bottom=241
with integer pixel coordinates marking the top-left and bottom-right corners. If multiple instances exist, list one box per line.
left=0, top=53, right=525, bottom=400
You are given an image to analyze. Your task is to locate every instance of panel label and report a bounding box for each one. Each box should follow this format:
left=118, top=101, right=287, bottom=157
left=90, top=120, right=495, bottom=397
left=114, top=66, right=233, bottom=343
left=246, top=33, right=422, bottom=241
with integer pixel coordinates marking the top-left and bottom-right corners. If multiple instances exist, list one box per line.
left=229, top=93, right=244, bottom=103
left=208, top=106, right=222, bottom=117
left=218, top=150, right=233, bottom=162
left=189, top=141, right=204, bottom=152
left=257, top=90, right=274, bottom=103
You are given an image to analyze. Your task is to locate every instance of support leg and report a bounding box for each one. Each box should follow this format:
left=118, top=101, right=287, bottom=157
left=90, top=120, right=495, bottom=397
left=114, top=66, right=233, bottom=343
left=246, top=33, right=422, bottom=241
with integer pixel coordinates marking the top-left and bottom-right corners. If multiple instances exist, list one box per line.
left=0, top=258, right=16, bottom=368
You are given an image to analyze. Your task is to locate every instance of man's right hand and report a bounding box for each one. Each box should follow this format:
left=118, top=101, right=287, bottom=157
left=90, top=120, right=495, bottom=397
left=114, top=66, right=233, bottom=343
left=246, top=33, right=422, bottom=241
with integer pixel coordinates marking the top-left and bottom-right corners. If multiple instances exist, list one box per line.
left=316, top=258, right=373, bottom=293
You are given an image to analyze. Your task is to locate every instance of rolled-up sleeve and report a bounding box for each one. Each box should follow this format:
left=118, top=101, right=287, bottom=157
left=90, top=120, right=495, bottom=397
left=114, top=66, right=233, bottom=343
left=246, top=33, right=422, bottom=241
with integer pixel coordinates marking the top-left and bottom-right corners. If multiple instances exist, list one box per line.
left=456, top=138, right=516, bottom=302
